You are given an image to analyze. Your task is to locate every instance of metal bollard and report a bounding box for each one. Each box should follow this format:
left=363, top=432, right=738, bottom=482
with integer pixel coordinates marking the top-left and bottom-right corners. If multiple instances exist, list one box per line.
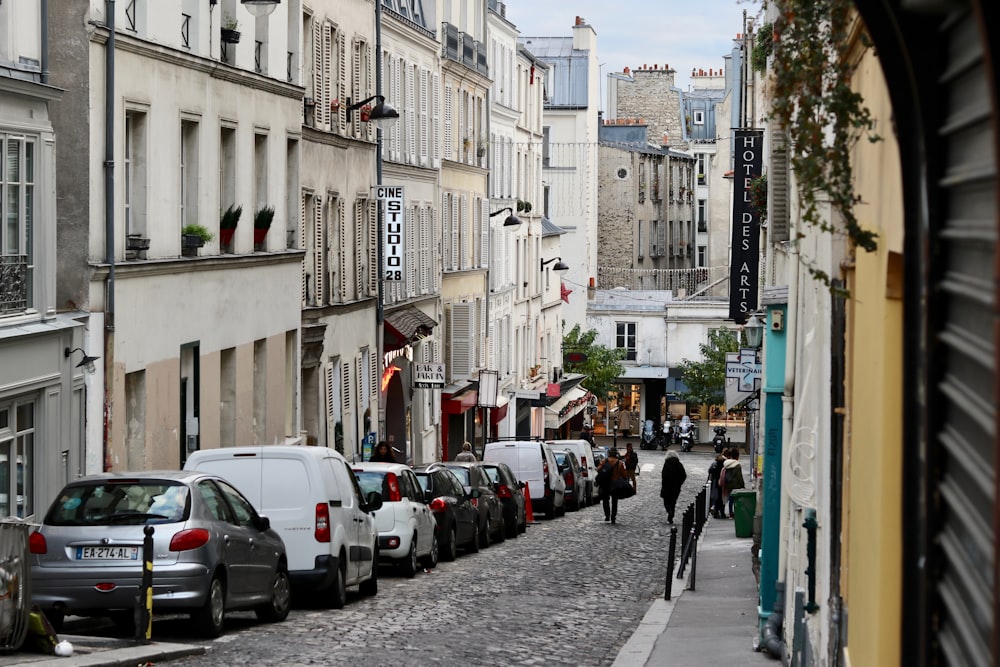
left=664, top=525, right=677, bottom=600
left=689, top=531, right=698, bottom=591
left=135, top=525, right=154, bottom=641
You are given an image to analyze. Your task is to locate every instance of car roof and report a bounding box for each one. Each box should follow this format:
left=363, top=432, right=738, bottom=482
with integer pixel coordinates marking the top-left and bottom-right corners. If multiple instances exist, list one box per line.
left=69, top=470, right=206, bottom=484
left=353, top=461, right=410, bottom=472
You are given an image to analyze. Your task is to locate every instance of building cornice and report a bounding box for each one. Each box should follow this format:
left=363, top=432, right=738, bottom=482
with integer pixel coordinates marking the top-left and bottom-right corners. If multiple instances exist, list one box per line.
left=90, top=249, right=304, bottom=280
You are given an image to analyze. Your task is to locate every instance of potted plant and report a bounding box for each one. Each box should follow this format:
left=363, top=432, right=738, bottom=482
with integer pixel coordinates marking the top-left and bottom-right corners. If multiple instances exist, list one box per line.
left=253, top=205, right=275, bottom=247
left=221, top=14, right=241, bottom=44
left=219, top=203, right=242, bottom=247
left=359, top=105, right=372, bottom=122
left=476, top=136, right=488, bottom=158
left=182, top=224, right=213, bottom=256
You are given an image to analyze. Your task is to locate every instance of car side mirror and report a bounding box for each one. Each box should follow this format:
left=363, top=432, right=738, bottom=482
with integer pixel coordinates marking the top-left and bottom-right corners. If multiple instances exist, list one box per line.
left=518, top=481, right=525, bottom=489
left=364, top=491, right=383, bottom=512
left=255, top=514, right=271, bottom=531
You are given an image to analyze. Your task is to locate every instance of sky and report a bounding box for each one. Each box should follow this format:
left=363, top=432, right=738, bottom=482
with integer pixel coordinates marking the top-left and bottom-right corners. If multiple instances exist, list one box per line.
left=504, top=0, right=756, bottom=93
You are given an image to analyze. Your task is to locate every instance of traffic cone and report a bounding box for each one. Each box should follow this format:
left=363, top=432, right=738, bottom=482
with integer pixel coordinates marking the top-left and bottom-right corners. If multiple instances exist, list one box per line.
left=523, top=482, right=537, bottom=524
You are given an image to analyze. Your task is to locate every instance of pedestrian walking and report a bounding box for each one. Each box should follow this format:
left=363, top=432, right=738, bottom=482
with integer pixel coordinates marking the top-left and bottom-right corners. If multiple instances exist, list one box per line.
left=455, top=441, right=477, bottom=462
left=720, top=449, right=746, bottom=518
left=660, top=450, right=687, bottom=523
left=596, top=447, right=628, bottom=524
left=623, top=442, right=639, bottom=485
left=369, top=440, right=396, bottom=463
left=579, top=424, right=595, bottom=446
left=708, top=450, right=727, bottom=518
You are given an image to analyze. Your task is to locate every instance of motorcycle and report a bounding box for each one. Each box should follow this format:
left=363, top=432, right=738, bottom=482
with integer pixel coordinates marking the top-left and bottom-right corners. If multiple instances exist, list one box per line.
left=678, top=416, right=695, bottom=452
left=661, top=418, right=673, bottom=449
left=712, top=425, right=728, bottom=454
left=640, top=419, right=662, bottom=450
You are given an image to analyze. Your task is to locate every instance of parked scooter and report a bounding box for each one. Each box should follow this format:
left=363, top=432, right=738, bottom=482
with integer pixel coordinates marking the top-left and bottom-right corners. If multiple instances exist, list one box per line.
left=678, top=416, right=695, bottom=452
left=712, top=425, right=728, bottom=454
left=640, top=419, right=664, bottom=450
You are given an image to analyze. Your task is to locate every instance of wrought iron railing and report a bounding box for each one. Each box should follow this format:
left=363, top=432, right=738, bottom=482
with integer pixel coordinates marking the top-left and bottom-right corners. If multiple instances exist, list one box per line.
left=0, top=256, right=28, bottom=315
left=597, top=265, right=710, bottom=292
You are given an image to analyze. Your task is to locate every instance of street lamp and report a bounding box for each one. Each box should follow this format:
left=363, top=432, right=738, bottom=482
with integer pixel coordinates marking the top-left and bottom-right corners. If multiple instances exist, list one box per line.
left=743, top=312, right=764, bottom=350
left=240, top=0, right=280, bottom=18
left=65, top=347, right=100, bottom=375
left=540, top=256, right=569, bottom=272
left=490, top=206, right=522, bottom=229
left=346, top=95, right=400, bottom=125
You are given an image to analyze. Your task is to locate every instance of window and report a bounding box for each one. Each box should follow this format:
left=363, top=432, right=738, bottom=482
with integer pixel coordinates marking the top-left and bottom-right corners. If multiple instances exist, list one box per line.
left=697, top=154, right=706, bottom=184
left=124, top=110, right=148, bottom=237
left=615, top=322, right=637, bottom=361
left=1, top=135, right=34, bottom=314
left=180, top=120, right=199, bottom=230
left=0, top=399, right=34, bottom=519
left=698, top=245, right=706, bottom=267
left=698, top=199, right=707, bottom=231
left=693, top=110, right=704, bottom=125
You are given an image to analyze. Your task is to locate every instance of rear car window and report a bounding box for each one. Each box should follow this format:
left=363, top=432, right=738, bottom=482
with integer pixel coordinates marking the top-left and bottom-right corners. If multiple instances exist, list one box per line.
left=46, top=481, right=189, bottom=526
left=447, top=467, right=471, bottom=486
left=355, top=470, right=388, bottom=499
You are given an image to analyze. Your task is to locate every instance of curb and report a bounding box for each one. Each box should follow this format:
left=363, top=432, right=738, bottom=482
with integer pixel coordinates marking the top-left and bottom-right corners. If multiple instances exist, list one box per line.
left=0, top=638, right=205, bottom=667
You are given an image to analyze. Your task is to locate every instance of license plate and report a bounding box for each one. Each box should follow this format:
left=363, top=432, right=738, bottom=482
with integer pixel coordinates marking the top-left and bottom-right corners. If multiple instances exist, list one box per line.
left=76, top=546, right=139, bottom=560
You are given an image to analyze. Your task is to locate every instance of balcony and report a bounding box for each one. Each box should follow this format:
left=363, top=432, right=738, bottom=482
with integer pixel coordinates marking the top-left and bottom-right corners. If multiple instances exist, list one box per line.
left=0, top=256, right=29, bottom=315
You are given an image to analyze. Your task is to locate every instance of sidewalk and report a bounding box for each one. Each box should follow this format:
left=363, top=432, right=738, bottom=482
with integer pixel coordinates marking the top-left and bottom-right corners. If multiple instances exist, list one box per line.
left=613, top=515, right=774, bottom=667
left=0, top=631, right=203, bottom=667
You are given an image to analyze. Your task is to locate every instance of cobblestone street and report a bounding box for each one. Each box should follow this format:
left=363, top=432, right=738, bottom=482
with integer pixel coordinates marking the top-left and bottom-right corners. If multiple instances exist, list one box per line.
left=156, top=448, right=720, bottom=667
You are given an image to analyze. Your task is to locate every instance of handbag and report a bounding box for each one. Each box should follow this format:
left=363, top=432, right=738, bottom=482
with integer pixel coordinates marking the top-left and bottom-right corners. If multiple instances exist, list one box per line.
left=611, top=477, right=636, bottom=499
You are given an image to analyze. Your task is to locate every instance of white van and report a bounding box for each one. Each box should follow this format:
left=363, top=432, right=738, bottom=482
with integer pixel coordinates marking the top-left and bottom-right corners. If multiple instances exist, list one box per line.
left=547, top=439, right=598, bottom=506
left=184, top=446, right=382, bottom=607
left=482, top=441, right=565, bottom=519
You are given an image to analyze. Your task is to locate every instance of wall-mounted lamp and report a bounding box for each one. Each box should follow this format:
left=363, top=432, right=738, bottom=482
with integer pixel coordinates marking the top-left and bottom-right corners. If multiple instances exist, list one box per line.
left=345, top=95, right=399, bottom=126
left=489, top=207, right=522, bottom=229
left=743, top=312, right=764, bottom=350
left=540, top=257, right=569, bottom=272
left=241, top=0, right=281, bottom=18
left=65, top=347, right=100, bottom=375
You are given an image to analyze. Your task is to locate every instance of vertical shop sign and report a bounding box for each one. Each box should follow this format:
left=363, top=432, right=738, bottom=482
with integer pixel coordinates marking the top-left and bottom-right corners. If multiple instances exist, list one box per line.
left=728, top=129, right=764, bottom=323
left=378, top=185, right=404, bottom=282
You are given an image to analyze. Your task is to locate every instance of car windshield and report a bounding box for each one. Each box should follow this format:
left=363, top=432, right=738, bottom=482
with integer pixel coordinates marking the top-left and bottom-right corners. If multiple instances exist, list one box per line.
left=354, top=470, right=389, bottom=500
left=482, top=466, right=500, bottom=485
left=46, top=481, right=189, bottom=526
left=414, top=472, right=430, bottom=492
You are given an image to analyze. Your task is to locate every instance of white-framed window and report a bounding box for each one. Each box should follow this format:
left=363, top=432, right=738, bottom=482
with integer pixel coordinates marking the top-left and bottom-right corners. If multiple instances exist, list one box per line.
left=1, top=134, right=34, bottom=314
left=0, top=398, right=35, bottom=519
left=693, top=110, right=705, bottom=125
left=124, top=110, right=148, bottom=237
left=180, top=119, right=199, bottom=230
left=615, top=322, right=637, bottom=361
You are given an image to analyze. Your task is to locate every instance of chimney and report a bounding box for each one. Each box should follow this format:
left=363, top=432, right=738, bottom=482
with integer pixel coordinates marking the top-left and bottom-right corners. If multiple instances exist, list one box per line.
left=624, top=66, right=630, bottom=75
left=662, top=133, right=669, bottom=145
left=575, top=16, right=584, bottom=25
left=653, top=63, right=658, bottom=69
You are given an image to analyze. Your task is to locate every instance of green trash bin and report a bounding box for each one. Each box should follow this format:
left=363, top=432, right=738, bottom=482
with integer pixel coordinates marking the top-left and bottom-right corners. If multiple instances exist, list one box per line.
left=732, top=489, right=756, bottom=538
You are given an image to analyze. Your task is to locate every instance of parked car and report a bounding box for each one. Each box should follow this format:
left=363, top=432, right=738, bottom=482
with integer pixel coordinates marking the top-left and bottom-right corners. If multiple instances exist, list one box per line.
left=547, top=439, right=598, bottom=506
left=479, top=462, right=527, bottom=538
left=184, top=446, right=381, bottom=608
left=411, top=464, right=480, bottom=561
left=29, top=471, right=291, bottom=638
left=547, top=447, right=586, bottom=512
left=441, top=462, right=505, bottom=546
left=482, top=440, right=565, bottom=519
left=352, top=462, right=438, bottom=576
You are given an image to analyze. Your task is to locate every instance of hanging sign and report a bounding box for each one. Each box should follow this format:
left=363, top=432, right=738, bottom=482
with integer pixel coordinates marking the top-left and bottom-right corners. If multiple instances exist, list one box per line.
left=378, top=185, right=404, bottom=282
left=728, top=130, right=764, bottom=323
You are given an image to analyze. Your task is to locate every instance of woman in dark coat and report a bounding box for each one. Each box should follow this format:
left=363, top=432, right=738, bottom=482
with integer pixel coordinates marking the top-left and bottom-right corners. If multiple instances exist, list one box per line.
left=660, top=450, right=687, bottom=523
left=369, top=440, right=396, bottom=463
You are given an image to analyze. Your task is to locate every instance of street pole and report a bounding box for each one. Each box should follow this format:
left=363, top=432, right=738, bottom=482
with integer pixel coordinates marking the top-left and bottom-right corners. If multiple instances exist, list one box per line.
left=374, top=0, right=385, bottom=443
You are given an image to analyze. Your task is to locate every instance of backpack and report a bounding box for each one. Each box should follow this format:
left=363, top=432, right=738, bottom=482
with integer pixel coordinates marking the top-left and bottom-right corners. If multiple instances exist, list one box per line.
left=625, top=450, right=638, bottom=470
left=724, top=464, right=744, bottom=490
left=595, top=461, right=614, bottom=487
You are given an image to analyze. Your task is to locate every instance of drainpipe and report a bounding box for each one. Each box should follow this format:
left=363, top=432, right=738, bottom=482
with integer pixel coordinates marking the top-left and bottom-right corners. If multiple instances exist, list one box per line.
left=103, top=0, right=116, bottom=471
left=40, top=0, right=49, bottom=84
left=761, top=581, right=786, bottom=660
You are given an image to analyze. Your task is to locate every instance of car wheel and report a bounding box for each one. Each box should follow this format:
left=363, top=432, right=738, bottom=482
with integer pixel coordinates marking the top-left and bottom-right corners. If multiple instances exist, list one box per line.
left=478, top=517, right=490, bottom=549
left=420, top=533, right=439, bottom=569
left=400, top=535, right=419, bottom=578
left=467, top=520, right=480, bottom=553
left=440, top=526, right=457, bottom=562
left=329, top=560, right=347, bottom=609
left=255, top=568, right=291, bottom=622
left=359, top=556, right=379, bottom=597
left=494, top=516, right=506, bottom=543
left=192, top=575, right=226, bottom=638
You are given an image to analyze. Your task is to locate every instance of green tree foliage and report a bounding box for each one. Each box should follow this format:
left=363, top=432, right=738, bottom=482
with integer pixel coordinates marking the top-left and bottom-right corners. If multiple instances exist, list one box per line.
left=675, top=329, right=741, bottom=409
left=562, top=325, right=626, bottom=401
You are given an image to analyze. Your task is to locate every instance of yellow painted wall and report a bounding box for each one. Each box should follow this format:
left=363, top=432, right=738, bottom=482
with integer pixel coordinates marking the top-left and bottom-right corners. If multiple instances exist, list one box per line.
left=841, top=16, right=904, bottom=666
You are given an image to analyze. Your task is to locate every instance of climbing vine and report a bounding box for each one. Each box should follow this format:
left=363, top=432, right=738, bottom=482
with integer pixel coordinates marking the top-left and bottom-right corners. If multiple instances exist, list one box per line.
left=769, top=0, right=880, bottom=287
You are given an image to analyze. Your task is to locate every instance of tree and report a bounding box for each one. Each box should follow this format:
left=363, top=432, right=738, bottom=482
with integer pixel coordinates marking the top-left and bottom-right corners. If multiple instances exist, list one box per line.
left=562, top=324, right=626, bottom=401
left=675, top=329, right=741, bottom=412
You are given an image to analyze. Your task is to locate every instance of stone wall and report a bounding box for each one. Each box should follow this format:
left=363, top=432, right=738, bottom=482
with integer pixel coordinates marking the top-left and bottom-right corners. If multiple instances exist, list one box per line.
left=612, top=65, right=684, bottom=149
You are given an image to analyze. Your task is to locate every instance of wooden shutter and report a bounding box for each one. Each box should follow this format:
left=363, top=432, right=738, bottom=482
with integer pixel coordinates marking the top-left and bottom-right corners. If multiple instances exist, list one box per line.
left=443, top=85, right=453, bottom=162
left=457, top=194, right=465, bottom=270
left=354, top=199, right=365, bottom=298
left=448, top=302, right=474, bottom=380
left=337, top=33, right=347, bottom=134
left=432, top=74, right=441, bottom=167
left=658, top=219, right=667, bottom=257
left=314, top=196, right=325, bottom=304
left=365, top=42, right=374, bottom=142
left=406, top=206, right=417, bottom=298
left=311, top=21, right=323, bottom=128
left=480, top=198, right=489, bottom=269
left=769, top=130, right=790, bottom=243
left=300, top=191, right=308, bottom=304
left=419, top=69, right=429, bottom=166
left=369, top=199, right=378, bottom=295
left=321, top=23, right=333, bottom=130
left=352, top=39, right=362, bottom=138
left=369, top=348, right=378, bottom=409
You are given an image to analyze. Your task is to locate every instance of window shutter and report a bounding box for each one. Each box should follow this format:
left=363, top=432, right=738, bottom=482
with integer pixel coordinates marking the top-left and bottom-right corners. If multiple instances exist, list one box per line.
left=441, top=193, right=451, bottom=271
left=658, top=219, right=667, bottom=257
left=770, top=130, right=790, bottom=243
left=392, top=57, right=403, bottom=160
left=355, top=352, right=365, bottom=423
left=419, top=206, right=430, bottom=294
left=341, top=358, right=352, bottom=412
left=365, top=42, right=374, bottom=142
left=432, top=74, right=441, bottom=167
left=355, top=199, right=365, bottom=298
left=458, top=194, right=467, bottom=269
left=312, top=21, right=323, bottom=128
left=337, top=33, right=347, bottom=134
left=352, top=39, right=362, bottom=138
left=478, top=297, right=486, bottom=368
left=443, top=85, right=453, bottom=162
left=480, top=198, right=489, bottom=269
left=487, top=322, right=495, bottom=372
left=369, top=348, right=378, bottom=408
left=301, top=191, right=308, bottom=304
left=324, top=363, right=336, bottom=420
left=419, top=69, right=429, bottom=166
left=369, top=199, right=378, bottom=295
left=321, top=23, right=333, bottom=130
left=406, top=206, right=417, bottom=298
left=314, top=196, right=325, bottom=304
left=336, top=199, right=347, bottom=302
left=448, top=302, right=475, bottom=380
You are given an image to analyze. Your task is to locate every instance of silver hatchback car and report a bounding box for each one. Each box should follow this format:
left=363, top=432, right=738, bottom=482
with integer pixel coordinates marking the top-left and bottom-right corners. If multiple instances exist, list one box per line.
left=29, top=471, right=290, bottom=637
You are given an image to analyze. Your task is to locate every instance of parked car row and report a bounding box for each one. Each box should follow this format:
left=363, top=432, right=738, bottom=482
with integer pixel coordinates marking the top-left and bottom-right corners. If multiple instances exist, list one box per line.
left=27, top=441, right=601, bottom=640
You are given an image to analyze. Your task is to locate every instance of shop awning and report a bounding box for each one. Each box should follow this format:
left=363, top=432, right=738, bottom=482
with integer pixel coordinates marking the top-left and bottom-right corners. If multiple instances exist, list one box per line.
left=618, top=365, right=670, bottom=380
left=489, top=394, right=510, bottom=424
left=544, top=385, right=592, bottom=430
left=384, top=306, right=437, bottom=351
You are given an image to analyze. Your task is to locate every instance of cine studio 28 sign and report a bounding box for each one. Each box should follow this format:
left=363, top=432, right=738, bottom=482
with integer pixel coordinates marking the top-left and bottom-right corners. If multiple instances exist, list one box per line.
left=728, top=129, right=764, bottom=325
left=378, top=185, right=404, bottom=282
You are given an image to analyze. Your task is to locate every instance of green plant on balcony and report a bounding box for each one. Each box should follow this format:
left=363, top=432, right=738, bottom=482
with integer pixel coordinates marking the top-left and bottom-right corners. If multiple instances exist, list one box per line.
left=253, top=205, right=275, bottom=248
